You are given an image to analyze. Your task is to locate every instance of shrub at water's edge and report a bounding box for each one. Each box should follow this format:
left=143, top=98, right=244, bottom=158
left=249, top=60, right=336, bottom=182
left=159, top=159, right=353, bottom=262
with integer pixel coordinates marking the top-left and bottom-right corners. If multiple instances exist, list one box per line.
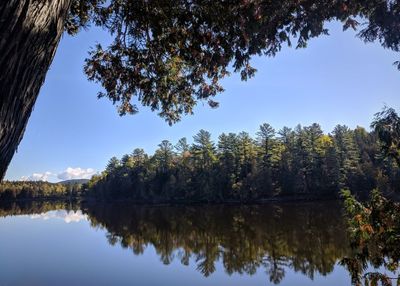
left=341, top=189, right=400, bottom=286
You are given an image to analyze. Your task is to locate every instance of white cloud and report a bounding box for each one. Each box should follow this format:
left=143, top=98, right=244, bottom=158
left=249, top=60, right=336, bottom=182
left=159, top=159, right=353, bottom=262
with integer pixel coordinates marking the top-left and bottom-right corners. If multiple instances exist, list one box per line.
left=57, top=167, right=97, bottom=180
left=19, top=167, right=97, bottom=182
left=20, top=171, right=53, bottom=181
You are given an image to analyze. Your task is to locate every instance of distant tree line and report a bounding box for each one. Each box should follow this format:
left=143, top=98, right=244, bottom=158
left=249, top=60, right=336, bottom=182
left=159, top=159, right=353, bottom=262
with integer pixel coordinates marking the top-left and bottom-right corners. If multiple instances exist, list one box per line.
left=85, top=108, right=400, bottom=202
left=0, top=181, right=82, bottom=201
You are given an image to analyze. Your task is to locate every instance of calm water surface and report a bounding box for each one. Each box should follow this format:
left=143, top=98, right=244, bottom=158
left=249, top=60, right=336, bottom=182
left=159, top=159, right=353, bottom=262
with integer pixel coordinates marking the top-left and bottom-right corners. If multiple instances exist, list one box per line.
left=0, top=201, right=353, bottom=285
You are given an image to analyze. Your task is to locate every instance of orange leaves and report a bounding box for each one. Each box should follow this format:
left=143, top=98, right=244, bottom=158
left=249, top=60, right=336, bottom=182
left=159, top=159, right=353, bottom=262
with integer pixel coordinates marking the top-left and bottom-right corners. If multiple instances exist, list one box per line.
left=360, top=223, right=374, bottom=235
left=343, top=190, right=400, bottom=286
left=355, top=214, right=363, bottom=223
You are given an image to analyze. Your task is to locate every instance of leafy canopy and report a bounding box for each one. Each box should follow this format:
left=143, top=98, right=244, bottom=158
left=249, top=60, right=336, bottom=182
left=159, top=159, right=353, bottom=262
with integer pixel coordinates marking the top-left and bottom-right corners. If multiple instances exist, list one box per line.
left=66, top=0, right=400, bottom=124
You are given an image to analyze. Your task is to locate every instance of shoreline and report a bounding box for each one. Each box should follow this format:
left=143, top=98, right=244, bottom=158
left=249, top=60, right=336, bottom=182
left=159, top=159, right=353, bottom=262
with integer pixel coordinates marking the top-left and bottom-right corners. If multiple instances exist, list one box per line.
left=0, top=194, right=341, bottom=206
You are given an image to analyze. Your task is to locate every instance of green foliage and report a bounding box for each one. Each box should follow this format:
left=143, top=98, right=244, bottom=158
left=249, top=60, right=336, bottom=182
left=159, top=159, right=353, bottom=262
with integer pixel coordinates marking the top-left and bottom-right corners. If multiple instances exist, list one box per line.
left=0, top=181, right=82, bottom=201
left=2, top=108, right=397, bottom=204
left=65, top=1, right=400, bottom=124
left=341, top=109, right=400, bottom=285
left=371, top=107, right=400, bottom=167
left=87, top=113, right=400, bottom=202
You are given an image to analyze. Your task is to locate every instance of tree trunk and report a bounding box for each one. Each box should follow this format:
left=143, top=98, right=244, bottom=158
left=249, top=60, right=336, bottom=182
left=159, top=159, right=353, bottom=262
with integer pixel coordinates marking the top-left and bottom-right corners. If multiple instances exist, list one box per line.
left=0, top=0, right=72, bottom=180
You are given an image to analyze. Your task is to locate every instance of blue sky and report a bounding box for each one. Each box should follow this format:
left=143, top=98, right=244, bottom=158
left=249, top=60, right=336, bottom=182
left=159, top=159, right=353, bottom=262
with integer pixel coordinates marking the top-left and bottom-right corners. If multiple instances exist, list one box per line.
left=5, top=22, right=399, bottom=182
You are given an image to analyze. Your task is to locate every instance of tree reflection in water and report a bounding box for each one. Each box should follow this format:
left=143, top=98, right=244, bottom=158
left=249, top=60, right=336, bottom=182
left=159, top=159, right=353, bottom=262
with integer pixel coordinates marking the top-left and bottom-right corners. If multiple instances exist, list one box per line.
left=82, top=202, right=349, bottom=284
left=3, top=199, right=400, bottom=284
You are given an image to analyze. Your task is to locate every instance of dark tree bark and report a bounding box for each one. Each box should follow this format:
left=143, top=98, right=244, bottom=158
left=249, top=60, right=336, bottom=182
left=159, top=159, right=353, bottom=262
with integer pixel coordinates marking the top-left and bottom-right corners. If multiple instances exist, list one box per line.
left=0, top=0, right=72, bottom=180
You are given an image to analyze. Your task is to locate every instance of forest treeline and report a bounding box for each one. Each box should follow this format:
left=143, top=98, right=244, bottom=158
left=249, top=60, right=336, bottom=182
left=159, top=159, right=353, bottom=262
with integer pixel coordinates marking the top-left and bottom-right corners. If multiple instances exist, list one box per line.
left=1, top=107, right=398, bottom=203
left=0, top=181, right=82, bottom=201
left=85, top=108, right=400, bottom=202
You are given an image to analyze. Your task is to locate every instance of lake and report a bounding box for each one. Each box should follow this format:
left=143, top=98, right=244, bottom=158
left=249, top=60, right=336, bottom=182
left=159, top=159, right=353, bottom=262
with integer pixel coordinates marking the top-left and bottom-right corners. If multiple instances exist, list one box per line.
left=0, top=201, right=354, bottom=285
